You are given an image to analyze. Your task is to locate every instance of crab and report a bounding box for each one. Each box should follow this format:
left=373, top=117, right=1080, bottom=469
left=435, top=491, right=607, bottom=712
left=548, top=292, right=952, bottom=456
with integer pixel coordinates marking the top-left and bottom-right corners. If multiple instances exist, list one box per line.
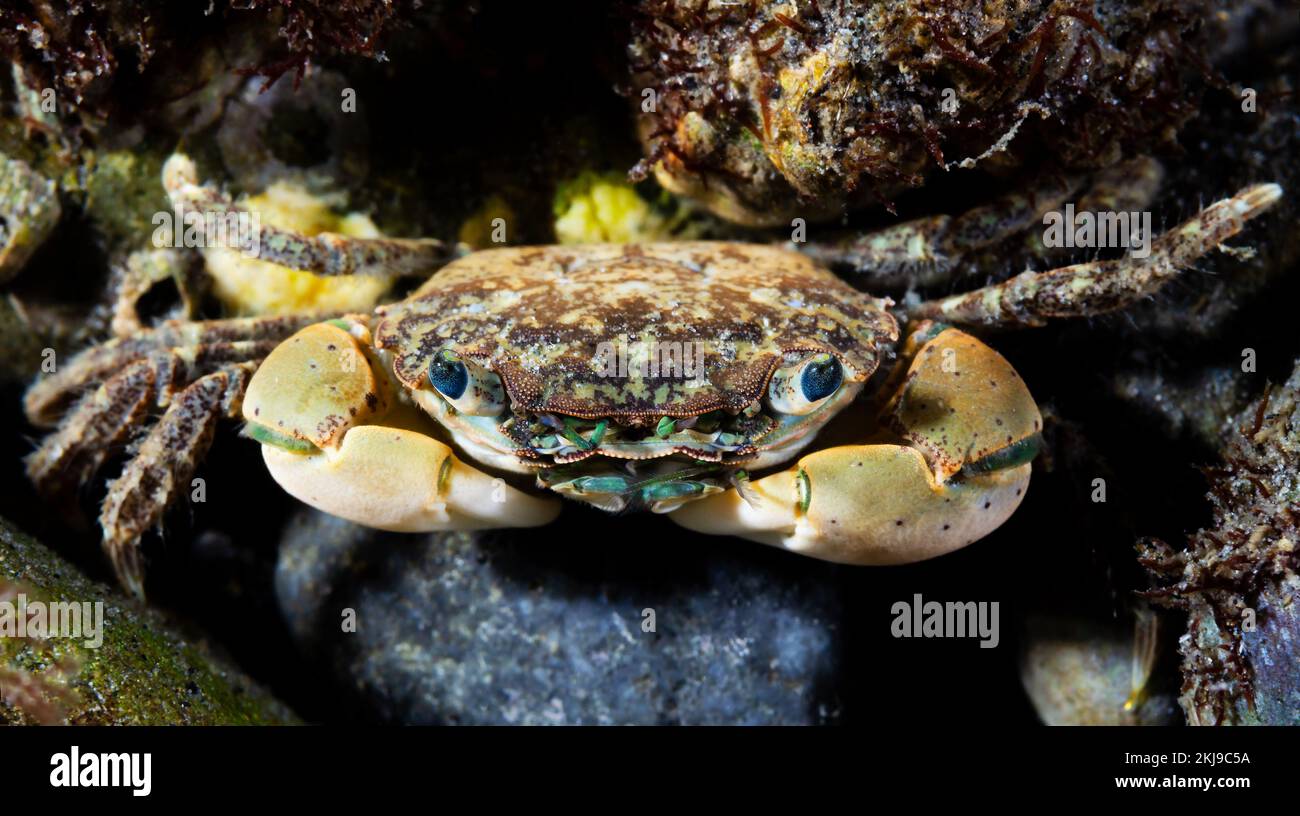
left=22, top=154, right=1282, bottom=597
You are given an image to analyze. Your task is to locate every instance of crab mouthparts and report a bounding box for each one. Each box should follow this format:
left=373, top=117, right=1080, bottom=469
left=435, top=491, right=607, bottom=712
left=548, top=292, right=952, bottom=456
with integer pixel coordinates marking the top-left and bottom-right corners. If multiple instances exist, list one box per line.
left=505, top=408, right=775, bottom=466
left=498, top=408, right=775, bottom=513
left=535, top=458, right=738, bottom=514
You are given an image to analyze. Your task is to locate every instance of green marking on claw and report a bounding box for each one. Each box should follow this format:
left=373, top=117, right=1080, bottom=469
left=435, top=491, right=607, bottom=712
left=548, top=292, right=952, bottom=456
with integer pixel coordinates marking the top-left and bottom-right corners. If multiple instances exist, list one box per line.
left=796, top=468, right=811, bottom=514
left=436, top=456, right=453, bottom=495
left=962, top=433, right=1042, bottom=476
left=243, top=424, right=318, bottom=454
left=913, top=321, right=952, bottom=345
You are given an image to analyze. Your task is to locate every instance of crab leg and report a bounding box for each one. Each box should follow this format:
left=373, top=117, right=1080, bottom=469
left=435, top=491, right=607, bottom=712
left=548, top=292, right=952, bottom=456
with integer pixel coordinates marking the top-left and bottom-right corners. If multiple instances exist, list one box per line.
left=23, top=313, right=320, bottom=597
left=800, top=172, right=1082, bottom=288
left=912, top=182, right=1283, bottom=328
left=669, top=323, right=1041, bottom=565
left=24, top=314, right=318, bottom=425
left=163, top=154, right=464, bottom=277
left=242, top=319, right=560, bottom=532
left=799, top=158, right=1165, bottom=291
left=99, top=364, right=254, bottom=597
left=25, top=321, right=297, bottom=490
left=104, top=248, right=202, bottom=337
left=25, top=360, right=158, bottom=496
left=1068, top=157, right=1165, bottom=225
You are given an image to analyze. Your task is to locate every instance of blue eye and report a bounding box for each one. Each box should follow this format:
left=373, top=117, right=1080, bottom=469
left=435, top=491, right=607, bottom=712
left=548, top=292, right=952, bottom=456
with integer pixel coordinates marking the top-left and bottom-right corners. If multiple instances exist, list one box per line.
left=767, top=352, right=847, bottom=415
left=429, top=351, right=469, bottom=400
left=424, top=350, right=508, bottom=416
left=800, top=355, right=842, bottom=402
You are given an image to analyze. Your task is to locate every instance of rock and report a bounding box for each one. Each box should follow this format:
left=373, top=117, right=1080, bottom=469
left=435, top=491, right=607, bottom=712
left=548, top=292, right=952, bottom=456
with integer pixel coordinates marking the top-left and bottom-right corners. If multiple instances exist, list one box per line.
left=1238, top=576, right=1300, bottom=726
left=0, top=295, right=46, bottom=384
left=1141, top=360, right=1300, bottom=725
left=0, top=516, right=297, bottom=725
left=1020, top=615, right=1180, bottom=726
left=275, top=507, right=844, bottom=725
left=0, top=152, right=60, bottom=284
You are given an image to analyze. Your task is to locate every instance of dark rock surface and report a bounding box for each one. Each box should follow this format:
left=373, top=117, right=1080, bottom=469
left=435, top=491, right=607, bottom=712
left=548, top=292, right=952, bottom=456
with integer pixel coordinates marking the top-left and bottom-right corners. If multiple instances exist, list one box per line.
left=276, top=507, right=844, bottom=725
left=1242, top=576, right=1300, bottom=726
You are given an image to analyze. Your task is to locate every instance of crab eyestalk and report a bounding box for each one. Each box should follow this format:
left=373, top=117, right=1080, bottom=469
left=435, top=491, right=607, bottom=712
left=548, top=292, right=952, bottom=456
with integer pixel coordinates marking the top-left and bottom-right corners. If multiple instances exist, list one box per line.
left=427, top=349, right=506, bottom=416
left=766, top=352, right=845, bottom=415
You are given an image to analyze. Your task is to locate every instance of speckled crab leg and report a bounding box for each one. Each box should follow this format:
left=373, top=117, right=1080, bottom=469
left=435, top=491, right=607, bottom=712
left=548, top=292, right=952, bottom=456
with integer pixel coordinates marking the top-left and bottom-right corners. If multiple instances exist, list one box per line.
left=101, top=363, right=254, bottom=599
left=670, top=323, right=1042, bottom=565
left=798, top=171, right=1083, bottom=289
left=26, top=359, right=159, bottom=497
left=1065, top=158, right=1165, bottom=236
left=912, top=182, right=1283, bottom=328
left=23, top=313, right=326, bottom=598
left=799, top=158, right=1166, bottom=291
left=23, top=327, right=280, bottom=491
left=25, top=343, right=261, bottom=598
left=163, top=154, right=465, bottom=277
left=103, top=248, right=202, bottom=337
left=24, top=313, right=320, bottom=426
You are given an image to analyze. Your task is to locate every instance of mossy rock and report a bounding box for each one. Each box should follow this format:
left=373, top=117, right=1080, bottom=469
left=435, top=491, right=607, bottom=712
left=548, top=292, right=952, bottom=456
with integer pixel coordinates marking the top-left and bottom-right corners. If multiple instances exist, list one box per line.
left=0, top=517, right=297, bottom=725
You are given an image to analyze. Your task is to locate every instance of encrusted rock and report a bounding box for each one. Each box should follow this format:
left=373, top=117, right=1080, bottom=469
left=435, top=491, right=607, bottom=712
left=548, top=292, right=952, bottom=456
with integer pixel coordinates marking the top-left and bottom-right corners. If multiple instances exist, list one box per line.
left=0, top=516, right=297, bottom=725
left=1140, top=361, right=1300, bottom=725
left=0, top=152, right=59, bottom=283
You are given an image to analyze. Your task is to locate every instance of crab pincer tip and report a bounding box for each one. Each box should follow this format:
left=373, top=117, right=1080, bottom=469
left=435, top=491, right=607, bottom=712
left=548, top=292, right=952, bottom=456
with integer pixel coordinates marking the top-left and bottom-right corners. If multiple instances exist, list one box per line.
left=1234, top=182, right=1283, bottom=219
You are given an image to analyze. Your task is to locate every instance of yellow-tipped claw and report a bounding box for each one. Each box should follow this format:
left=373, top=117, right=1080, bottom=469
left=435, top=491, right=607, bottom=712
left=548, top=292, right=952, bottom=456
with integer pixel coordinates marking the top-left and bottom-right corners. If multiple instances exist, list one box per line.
left=260, top=425, right=558, bottom=531
left=244, top=320, right=559, bottom=532
left=669, top=326, right=1039, bottom=565
left=671, top=443, right=1031, bottom=565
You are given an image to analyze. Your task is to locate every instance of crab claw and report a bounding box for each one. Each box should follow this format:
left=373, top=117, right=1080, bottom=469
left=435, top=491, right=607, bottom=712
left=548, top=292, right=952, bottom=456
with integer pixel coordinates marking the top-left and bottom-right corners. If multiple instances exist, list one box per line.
left=243, top=320, right=559, bottom=531
left=669, top=324, right=1041, bottom=565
